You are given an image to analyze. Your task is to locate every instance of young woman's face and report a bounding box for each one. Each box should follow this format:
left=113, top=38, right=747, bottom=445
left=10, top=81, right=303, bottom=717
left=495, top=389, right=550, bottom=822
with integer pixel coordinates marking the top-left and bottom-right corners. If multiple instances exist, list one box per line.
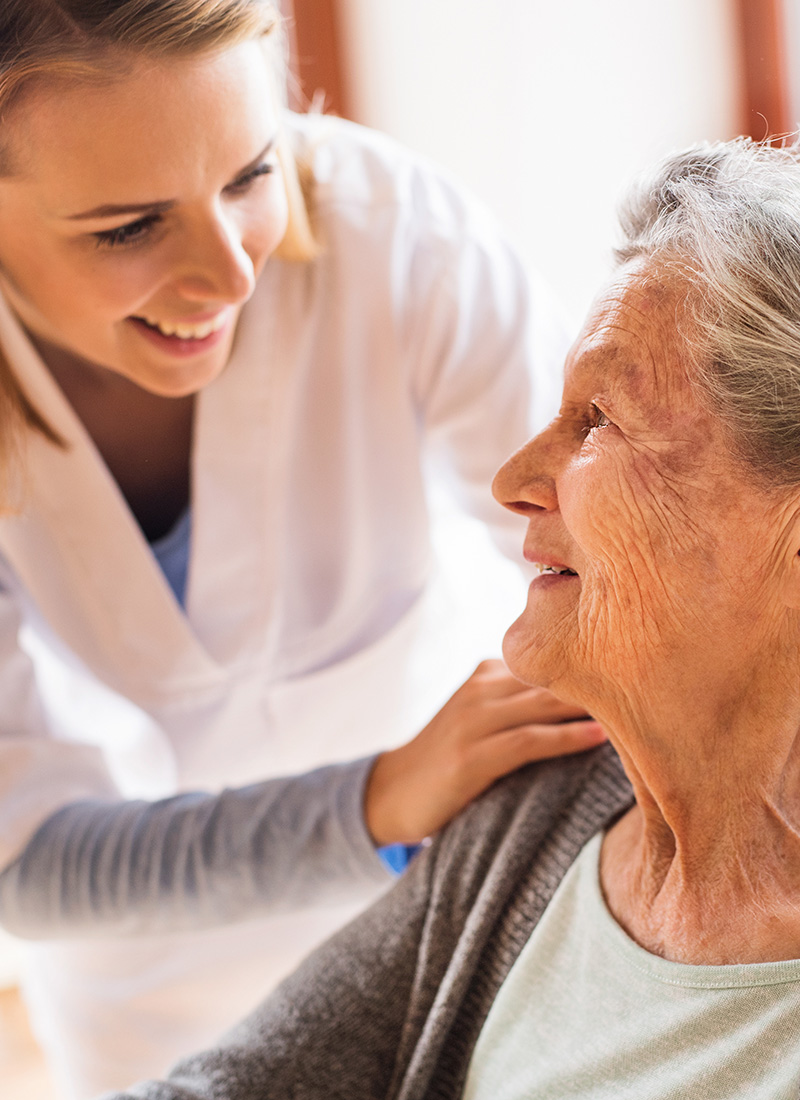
left=0, top=40, right=289, bottom=396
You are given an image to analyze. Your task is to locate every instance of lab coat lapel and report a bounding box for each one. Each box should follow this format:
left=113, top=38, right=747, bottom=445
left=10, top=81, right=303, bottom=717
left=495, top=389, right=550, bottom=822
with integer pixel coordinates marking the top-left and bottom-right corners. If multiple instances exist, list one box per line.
left=189, top=262, right=297, bottom=671
left=0, top=295, right=224, bottom=708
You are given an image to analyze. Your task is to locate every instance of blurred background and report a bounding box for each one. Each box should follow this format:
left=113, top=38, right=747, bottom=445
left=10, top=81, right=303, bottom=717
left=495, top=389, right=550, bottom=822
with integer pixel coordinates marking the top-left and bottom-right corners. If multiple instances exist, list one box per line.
left=3, top=1, right=798, bottom=1096
left=285, top=0, right=796, bottom=323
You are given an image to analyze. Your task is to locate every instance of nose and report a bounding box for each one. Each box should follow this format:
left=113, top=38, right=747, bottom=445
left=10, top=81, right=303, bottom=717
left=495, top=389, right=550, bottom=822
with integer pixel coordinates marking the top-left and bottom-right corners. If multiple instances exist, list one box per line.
left=172, top=206, right=256, bottom=305
left=492, top=421, right=561, bottom=516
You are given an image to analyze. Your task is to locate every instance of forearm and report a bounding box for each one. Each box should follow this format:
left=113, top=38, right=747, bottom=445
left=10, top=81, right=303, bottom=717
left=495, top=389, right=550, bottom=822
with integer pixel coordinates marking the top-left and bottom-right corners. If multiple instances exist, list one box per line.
left=0, top=756, right=391, bottom=939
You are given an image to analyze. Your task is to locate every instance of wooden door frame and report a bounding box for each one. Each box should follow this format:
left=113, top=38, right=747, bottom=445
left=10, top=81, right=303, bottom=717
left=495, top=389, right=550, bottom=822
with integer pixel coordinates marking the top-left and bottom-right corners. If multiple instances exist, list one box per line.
left=280, top=0, right=352, bottom=118
left=734, top=0, right=793, bottom=139
left=283, top=1, right=795, bottom=141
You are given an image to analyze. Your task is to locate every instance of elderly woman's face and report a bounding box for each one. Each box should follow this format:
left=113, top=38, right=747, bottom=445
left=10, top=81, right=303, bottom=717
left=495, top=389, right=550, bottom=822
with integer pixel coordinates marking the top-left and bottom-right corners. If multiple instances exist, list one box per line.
left=493, top=273, right=797, bottom=709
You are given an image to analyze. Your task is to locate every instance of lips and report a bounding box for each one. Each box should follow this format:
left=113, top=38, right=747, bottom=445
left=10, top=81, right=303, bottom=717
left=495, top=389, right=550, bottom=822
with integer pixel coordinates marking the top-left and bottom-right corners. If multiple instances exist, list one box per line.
left=524, top=546, right=579, bottom=577
left=127, top=312, right=232, bottom=360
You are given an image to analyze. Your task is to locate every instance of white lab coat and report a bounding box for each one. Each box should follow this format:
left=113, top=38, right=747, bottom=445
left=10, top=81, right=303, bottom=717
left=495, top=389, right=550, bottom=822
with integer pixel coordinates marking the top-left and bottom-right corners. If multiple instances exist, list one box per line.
left=0, top=114, right=569, bottom=1098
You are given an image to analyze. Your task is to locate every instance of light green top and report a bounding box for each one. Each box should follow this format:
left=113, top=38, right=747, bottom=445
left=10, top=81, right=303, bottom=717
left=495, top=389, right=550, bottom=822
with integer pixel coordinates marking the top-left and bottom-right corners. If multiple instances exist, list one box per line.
left=463, top=832, right=800, bottom=1100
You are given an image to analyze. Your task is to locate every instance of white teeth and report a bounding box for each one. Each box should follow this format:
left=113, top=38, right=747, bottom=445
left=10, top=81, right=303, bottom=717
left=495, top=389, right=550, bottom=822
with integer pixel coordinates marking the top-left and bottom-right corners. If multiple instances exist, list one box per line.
left=142, top=313, right=228, bottom=339
left=535, top=563, right=576, bottom=576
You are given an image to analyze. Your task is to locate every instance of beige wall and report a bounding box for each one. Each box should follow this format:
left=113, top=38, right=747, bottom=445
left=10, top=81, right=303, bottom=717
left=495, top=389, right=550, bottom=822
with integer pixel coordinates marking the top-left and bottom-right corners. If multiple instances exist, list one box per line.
left=339, top=0, right=740, bottom=324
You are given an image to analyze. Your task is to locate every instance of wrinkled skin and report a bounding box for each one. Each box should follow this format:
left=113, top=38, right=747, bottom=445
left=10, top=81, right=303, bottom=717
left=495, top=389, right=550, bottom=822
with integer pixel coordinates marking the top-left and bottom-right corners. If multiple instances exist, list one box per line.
left=493, top=269, right=800, bottom=965
left=495, top=271, right=798, bottom=754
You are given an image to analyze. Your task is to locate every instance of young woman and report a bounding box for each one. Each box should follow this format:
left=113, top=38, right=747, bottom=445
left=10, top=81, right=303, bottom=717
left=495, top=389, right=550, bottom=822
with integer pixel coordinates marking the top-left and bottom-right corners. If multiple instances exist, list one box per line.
left=0, top=2, right=601, bottom=1095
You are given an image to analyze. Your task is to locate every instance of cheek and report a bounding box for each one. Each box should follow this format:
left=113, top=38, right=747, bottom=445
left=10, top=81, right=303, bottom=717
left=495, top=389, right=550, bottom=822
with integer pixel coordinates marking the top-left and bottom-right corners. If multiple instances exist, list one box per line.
left=561, top=452, right=662, bottom=570
left=0, top=222, right=60, bottom=302
left=83, top=256, right=164, bottom=315
left=0, top=229, right=155, bottom=324
left=566, top=434, right=728, bottom=575
left=562, top=448, right=732, bottom=649
left=245, top=185, right=289, bottom=267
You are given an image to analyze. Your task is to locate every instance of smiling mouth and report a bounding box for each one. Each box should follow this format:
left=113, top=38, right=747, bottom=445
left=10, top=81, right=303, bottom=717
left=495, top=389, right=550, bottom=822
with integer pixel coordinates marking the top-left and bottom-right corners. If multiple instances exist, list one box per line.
left=131, top=313, right=229, bottom=340
left=534, top=563, right=578, bottom=577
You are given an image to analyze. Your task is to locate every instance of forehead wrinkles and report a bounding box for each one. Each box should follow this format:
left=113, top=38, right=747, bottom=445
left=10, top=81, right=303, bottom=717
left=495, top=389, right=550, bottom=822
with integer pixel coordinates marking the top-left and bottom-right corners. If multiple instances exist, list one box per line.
left=570, top=278, right=694, bottom=413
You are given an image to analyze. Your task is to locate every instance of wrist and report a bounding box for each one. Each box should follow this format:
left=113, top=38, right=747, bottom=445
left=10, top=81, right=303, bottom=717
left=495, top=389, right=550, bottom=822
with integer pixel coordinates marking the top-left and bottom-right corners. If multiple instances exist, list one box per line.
left=364, top=748, right=417, bottom=847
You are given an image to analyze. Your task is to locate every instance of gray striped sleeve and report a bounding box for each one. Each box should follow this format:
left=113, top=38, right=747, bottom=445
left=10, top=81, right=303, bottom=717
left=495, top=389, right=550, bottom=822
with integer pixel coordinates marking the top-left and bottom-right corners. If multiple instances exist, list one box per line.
left=0, top=755, right=391, bottom=939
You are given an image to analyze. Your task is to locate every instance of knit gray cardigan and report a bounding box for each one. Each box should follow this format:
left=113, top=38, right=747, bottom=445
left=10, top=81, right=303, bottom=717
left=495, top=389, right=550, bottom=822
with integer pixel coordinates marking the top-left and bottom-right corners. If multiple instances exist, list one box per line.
left=108, top=743, right=634, bottom=1100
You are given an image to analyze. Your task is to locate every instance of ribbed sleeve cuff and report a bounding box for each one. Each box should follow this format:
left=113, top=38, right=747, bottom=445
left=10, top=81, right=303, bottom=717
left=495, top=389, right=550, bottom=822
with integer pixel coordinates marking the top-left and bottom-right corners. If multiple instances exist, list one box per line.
left=333, top=755, right=395, bottom=890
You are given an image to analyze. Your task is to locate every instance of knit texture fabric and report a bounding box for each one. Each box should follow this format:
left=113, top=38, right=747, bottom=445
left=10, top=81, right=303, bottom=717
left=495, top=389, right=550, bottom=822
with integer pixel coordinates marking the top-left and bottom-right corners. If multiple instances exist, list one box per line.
left=107, top=743, right=634, bottom=1100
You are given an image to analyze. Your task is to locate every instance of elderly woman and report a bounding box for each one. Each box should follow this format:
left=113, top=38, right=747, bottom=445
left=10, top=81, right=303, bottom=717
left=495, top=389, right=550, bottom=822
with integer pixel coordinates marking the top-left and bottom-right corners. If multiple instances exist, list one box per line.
left=107, top=137, right=800, bottom=1100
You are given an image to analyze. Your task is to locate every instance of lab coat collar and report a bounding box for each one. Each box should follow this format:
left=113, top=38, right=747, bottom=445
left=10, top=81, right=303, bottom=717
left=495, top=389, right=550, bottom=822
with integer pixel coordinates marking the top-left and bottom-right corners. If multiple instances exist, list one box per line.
left=0, top=294, right=249, bottom=707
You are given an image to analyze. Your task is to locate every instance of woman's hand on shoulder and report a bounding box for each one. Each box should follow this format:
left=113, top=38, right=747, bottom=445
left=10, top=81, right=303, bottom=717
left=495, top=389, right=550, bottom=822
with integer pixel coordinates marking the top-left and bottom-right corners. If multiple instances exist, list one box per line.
left=364, top=659, right=606, bottom=847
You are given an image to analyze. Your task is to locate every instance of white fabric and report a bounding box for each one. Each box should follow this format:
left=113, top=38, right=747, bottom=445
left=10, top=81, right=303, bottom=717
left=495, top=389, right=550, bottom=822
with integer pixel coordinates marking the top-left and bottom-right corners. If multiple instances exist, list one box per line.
left=0, top=113, right=570, bottom=1097
left=464, top=833, right=800, bottom=1100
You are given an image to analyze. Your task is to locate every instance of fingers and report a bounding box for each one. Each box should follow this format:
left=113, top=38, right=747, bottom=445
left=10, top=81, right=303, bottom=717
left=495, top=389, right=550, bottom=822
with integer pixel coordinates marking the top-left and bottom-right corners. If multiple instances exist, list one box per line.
left=459, top=661, right=590, bottom=720
left=459, top=659, right=528, bottom=700
left=365, top=714, right=607, bottom=846
left=474, top=719, right=607, bottom=780
left=367, top=659, right=606, bottom=846
left=481, top=689, right=591, bottom=730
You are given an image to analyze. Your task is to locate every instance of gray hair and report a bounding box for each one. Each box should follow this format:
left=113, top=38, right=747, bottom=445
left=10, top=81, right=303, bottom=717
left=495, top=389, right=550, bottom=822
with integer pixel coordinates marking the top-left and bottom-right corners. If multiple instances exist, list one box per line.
left=617, top=138, right=800, bottom=486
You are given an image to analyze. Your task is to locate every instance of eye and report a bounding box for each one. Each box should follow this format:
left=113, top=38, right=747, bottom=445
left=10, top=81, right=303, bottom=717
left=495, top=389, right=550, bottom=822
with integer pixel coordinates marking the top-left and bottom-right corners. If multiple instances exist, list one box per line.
left=589, top=403, right=611, bottom=429
left=225, top=161, right=276, bottom=195
left=94, top=213, right=161, bottom=250
left=581, top=403, right=613, bottom=437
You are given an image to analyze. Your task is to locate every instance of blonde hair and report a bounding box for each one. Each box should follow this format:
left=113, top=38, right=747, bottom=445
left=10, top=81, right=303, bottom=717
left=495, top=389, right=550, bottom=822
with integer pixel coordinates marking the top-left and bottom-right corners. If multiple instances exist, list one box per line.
left=0, top=0, right=317, bottom=464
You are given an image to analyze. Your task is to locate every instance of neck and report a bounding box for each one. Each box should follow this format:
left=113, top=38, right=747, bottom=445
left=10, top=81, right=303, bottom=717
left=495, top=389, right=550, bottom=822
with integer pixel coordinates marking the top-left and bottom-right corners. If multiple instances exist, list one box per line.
left=597, top=658, right=800, bottom=965
left=28, top=332, right=124, bottom=395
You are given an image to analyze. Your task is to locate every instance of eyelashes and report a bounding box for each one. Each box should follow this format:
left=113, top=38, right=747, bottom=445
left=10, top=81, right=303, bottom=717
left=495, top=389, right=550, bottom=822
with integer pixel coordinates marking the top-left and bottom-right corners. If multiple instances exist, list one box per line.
left=581, top=403, right=612, bottom=437
left=92, top=161, right=276, bottom=250
left=225, top=161, right=275, bottom=193
left=94, top=213, right=161, bottom=249
left=590, top=403, right=611, bottom=429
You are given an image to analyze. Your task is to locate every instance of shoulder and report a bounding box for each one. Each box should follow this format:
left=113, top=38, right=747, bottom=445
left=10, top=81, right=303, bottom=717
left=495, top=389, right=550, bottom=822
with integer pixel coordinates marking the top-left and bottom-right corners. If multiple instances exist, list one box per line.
left=284, top=111, right=511, bottom=252
left=430, top=744, right=633, bottom=899
left=457, top=741, right=629, bottom=831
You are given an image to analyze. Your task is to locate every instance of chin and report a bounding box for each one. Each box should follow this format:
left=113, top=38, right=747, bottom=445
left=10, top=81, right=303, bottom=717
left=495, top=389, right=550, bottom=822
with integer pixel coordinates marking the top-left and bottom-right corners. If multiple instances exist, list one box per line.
left=501, top=613, right=551, bottom=688
left=130, top=353, right=230, bottom=397
left=502, top=603, right=586, bottom=700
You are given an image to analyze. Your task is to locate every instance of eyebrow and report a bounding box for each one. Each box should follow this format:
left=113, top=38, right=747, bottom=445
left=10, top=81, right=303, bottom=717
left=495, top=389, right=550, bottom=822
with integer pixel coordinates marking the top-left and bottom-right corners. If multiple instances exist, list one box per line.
left=64, top=137, right=278, bottom=221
